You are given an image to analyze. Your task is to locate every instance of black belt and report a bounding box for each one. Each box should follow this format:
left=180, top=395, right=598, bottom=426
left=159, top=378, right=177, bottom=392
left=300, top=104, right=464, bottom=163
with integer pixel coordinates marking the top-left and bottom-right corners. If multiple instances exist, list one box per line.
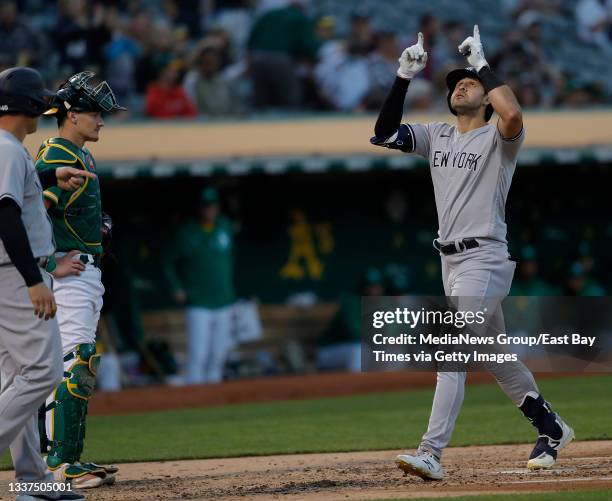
left=434, top=238, right=479, bottom=255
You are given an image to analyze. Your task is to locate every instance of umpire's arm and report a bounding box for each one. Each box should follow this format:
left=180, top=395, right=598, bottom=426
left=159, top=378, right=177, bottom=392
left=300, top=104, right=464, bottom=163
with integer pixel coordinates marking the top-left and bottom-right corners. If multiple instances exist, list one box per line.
left=0, top=198, right=44, bottom=287
left=37, top=166, right=97, bottom=191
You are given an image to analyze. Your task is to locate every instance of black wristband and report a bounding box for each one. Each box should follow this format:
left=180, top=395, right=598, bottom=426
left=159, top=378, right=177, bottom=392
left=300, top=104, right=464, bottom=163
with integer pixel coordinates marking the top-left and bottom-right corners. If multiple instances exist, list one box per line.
left=0, top=201, right=43, bottom=286
left=478, top=66, right=504, bottom=93
left=38, top=168, right=57, bottom=190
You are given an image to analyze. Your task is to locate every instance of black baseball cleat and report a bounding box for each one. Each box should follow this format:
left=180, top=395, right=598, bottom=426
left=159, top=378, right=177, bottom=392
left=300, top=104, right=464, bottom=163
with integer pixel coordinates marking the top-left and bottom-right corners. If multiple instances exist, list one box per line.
left=527, top=417, right=575, bottom=469
left=519, top=392, right=575, bottom=470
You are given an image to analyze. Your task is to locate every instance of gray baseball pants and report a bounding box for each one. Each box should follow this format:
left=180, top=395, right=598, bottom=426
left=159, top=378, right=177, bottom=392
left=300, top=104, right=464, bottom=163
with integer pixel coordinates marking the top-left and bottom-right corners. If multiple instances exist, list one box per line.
left=0, top=265, right=63, bottom=481
left=420, top=239, right=539, bottom=458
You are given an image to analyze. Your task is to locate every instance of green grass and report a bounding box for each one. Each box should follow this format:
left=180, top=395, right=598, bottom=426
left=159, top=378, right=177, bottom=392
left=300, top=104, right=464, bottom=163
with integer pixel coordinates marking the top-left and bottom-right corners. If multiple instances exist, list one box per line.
left=370, top=490, right=612, bottom=501
left=2, top=375, right=610, bottom=469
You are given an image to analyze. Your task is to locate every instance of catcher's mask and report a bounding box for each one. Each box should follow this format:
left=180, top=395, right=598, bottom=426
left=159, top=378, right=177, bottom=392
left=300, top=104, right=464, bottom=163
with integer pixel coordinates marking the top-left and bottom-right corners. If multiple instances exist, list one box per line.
left=44, top=71, right=126, bottom=116
left=446, top=67, right=494, bottom=122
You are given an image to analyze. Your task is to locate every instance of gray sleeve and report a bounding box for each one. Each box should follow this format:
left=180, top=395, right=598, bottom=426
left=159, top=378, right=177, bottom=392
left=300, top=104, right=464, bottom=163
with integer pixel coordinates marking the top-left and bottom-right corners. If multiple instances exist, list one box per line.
left=496, top=122, right=525, bottom=162
left=0, top=153, right=26, bottom=208
left=370, top=122, right=432, bottom=158
left=407, top=123, right=432, bottom=159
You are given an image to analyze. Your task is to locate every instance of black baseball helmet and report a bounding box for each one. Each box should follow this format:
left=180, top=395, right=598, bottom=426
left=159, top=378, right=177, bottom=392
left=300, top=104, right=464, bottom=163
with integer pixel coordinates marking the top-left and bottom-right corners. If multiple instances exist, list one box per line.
left=0, top=67, right=55, bottom=116
left=44, top=71, right=126, bottom=117
left=446, top=67, right=494, bottom=122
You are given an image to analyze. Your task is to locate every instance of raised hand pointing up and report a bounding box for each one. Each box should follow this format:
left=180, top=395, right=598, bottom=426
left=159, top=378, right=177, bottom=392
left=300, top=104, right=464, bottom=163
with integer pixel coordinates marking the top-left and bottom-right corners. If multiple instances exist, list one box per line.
left=397, top=32, right=428, bottom=80
left=458, top=25, right=489, bottom=71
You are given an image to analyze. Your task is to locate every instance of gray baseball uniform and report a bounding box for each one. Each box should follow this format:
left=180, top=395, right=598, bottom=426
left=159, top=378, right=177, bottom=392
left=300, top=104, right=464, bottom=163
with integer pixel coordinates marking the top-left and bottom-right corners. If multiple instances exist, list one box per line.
left=410, top=121, right=519, bottom=244
left=0, top=128, right=63, bottom=482
left=387, top=121, right=539, bottom=458
left=0, top=132, right=54, bottom=265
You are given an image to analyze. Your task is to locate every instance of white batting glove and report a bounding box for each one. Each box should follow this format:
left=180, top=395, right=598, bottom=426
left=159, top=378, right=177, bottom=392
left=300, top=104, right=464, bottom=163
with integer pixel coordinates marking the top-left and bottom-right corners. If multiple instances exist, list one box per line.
left=458, top=25, right=488, bottom=71
left=397, top=32, right=428, bottom=80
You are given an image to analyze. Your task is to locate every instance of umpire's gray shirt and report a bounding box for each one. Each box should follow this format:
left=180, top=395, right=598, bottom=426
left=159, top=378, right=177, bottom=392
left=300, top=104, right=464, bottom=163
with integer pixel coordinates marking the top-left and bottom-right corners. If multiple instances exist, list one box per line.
left=0, top=128, right=54, bottom=264
left=408, top=122, right=524, bottom=244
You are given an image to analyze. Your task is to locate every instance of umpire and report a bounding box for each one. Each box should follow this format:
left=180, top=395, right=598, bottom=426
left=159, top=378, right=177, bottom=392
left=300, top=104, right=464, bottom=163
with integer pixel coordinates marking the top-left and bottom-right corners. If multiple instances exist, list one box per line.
left=0, top=67, right=91, bottom=500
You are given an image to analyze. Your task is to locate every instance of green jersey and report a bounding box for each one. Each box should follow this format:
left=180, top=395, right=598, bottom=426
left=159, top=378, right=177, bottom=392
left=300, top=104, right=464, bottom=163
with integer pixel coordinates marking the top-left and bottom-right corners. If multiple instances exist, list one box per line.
left=163, top=217, right=235, bottom=309
left=35, top=137, right=103, bottom=255
left=247, top=5, right=320, bottom=59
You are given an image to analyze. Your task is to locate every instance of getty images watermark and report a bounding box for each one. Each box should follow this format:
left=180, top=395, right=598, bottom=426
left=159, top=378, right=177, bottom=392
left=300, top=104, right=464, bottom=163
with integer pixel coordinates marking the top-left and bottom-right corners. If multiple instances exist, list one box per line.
left=361, top=296, right=612, bottom=372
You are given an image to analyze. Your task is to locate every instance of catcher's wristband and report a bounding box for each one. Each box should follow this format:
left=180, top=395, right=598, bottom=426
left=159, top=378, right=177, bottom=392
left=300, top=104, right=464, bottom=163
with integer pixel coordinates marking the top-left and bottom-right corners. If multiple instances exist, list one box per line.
left=478, top=66, right=503, bottom=93
left=45, top=254, right=57, bottom=274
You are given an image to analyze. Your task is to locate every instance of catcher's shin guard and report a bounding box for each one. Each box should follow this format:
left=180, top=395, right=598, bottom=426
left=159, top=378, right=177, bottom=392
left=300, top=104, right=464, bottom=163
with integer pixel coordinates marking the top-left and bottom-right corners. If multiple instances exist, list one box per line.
left=39, top=343, right=101, bottom=470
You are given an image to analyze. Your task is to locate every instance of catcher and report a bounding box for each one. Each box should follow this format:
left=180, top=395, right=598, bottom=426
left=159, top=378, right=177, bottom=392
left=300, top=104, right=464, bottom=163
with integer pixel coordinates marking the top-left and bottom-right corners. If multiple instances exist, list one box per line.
left=36, top=71, right=124, bottom=489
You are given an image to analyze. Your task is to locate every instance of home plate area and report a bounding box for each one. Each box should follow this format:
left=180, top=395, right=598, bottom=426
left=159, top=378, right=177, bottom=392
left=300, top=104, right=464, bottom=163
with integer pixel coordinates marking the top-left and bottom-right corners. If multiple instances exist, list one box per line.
left=1, top=440, right=611, bottom=501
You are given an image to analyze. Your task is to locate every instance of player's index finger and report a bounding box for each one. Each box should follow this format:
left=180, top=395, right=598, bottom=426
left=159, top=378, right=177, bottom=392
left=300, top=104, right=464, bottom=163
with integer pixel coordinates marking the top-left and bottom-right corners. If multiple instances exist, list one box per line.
left=417, top=32, right=424, bottom=47
left=79, top=170, right=97, bottom=180
left=473, top=25, right=479, bottom=39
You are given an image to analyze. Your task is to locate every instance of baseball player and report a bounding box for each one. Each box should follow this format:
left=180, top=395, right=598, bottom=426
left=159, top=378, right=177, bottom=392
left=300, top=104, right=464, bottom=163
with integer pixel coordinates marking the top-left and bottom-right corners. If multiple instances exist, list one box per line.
left=35, top=71, right=124, bottom=489
left=163, top=187, right=236, bottom=384
left=0, top=66, right=93, bottom=500
left=371, top=27, right=574, bottom=480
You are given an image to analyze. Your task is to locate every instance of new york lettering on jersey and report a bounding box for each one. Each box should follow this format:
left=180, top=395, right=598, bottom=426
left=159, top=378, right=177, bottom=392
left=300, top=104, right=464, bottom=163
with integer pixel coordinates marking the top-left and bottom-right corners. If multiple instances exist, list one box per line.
left=432, top=150, right=483, bottom=171
left=409, top=121, right=523, bottom=243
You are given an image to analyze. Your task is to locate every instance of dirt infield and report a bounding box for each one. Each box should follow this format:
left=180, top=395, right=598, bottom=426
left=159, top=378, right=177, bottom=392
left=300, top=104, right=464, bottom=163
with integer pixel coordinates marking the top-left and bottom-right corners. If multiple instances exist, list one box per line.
left=2, top=440, right=609, bottom=501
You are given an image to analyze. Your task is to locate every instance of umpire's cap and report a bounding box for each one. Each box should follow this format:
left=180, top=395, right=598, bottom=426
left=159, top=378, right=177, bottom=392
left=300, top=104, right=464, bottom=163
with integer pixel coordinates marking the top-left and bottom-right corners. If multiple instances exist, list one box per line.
left=44, top=71, right=126, bottom=117
left=446, top=67, right=494, bottom=122
left=0, top=67, right=55, bottom=116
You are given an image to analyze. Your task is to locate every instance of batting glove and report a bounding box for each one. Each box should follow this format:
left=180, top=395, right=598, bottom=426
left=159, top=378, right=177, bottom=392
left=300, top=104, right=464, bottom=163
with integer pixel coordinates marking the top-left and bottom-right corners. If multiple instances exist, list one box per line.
left=397, top=32, right=428, bottom=80
left=458, top=25, right=488, bottom=71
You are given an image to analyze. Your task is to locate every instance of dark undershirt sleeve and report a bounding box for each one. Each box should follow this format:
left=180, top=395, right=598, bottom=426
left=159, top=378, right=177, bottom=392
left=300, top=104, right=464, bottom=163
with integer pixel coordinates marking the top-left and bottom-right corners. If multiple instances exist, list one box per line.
left=373, top=76, right=410, bottom=139
left=37, top=168, right=57, bottom=190
left=0, top=198, right=43, bottom=286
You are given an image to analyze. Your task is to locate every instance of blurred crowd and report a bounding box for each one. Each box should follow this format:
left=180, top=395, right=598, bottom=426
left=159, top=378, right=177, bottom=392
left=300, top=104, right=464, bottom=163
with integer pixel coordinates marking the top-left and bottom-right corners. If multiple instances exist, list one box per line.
left=575, top=0, right=612, bottom=49
left=1, top=0, right=611, bottom=120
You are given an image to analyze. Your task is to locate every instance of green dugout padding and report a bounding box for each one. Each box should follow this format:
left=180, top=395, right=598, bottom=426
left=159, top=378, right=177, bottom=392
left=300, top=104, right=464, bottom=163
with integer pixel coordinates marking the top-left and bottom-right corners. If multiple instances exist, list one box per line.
left=100, top=163, right=611, bottom=313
